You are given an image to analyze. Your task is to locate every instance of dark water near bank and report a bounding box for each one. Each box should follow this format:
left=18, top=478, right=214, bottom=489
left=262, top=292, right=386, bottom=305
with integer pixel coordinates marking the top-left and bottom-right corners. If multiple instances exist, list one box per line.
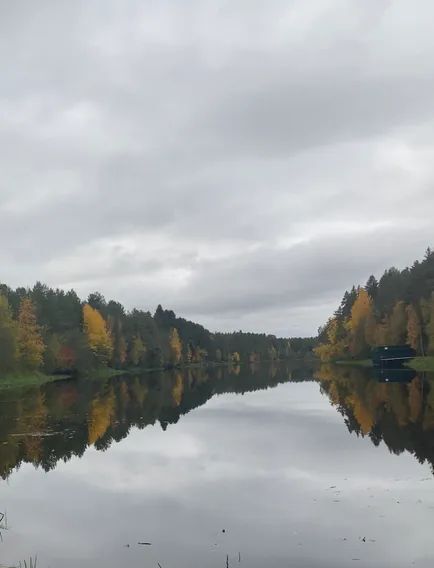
left=1, top=363, right=434, bottom=567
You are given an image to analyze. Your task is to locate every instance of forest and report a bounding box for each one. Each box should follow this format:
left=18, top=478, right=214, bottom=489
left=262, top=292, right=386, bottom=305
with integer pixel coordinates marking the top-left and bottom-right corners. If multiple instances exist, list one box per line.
left=0, top=282, right=314, bottom=378
left=315, top=248, right=434, bottom=362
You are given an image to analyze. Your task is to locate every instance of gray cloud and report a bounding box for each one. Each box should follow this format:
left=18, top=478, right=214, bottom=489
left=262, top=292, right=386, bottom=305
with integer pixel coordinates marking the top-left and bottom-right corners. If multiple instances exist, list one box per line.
left=1, top=0, right=433, bottom=335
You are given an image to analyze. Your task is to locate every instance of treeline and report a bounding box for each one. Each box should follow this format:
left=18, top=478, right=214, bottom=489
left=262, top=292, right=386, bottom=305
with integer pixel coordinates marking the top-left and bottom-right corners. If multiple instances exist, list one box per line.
left=315, top=248, right=434, bottom=361
left=0, top=282, right=313, bottom=377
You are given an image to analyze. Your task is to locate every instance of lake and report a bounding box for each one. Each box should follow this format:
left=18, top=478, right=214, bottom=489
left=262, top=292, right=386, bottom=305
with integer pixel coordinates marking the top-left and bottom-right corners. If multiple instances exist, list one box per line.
left=1, top=363, right=434, bottom=567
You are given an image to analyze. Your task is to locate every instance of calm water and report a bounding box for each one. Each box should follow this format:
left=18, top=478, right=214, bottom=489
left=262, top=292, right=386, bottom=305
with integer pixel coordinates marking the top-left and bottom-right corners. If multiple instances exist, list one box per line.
left=1, top=363, right=434, bottom=567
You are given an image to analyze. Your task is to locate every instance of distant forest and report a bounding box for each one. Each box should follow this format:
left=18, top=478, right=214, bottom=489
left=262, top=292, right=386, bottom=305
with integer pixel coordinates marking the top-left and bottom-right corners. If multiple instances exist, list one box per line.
left=0, top=283, right=315, bottom=377
left=315, top=248, right=434, bottom=361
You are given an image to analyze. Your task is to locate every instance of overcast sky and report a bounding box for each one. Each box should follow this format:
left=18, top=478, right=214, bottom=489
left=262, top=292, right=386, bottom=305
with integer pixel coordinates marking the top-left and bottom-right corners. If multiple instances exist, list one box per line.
left=1, top=1, right=433, bottom=337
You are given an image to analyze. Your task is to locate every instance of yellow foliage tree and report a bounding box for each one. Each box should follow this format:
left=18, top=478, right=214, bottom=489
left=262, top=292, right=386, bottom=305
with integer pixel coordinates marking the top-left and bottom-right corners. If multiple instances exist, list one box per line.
left=129, top=336, right=146, bottom=366
left=268, top=345, right=278, bottom=361
left=168, top=327, right=182, bottom=365
left=83, top=304, right=113, bottom=365
left=348, top=289, right=373, bottom=357
left=314, top=317, right=346, bottom=361
left=231, top=351, right=241, bottom=364
left=17, top=298, right=45, bottom=371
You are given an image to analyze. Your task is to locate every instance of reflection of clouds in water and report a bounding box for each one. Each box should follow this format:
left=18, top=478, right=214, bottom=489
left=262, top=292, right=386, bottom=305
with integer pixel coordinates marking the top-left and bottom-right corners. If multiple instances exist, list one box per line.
left=61, top=427, right=204, bottom=493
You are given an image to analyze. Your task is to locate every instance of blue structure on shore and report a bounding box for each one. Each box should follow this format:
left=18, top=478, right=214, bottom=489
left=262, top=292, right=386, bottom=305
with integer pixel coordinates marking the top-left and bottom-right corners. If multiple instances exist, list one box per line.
left=372, top=345, right=416, bottom=368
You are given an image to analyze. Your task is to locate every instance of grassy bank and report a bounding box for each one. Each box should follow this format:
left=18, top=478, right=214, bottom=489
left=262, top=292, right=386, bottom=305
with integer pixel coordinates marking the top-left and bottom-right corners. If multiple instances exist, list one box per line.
left=0, top=372, right=70, bottom=390
left=407, top=356, right=434, bottom=372
left=81, top=367, right=126, bottom=380
left=332, top=356, right=434, bottom=372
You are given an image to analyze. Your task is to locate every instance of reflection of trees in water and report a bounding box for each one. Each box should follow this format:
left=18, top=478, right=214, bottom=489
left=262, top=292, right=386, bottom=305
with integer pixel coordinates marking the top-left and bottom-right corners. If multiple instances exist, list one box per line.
left=315, top=365, right=434, bottom=472
left=0, top=362, right=313, bottom=479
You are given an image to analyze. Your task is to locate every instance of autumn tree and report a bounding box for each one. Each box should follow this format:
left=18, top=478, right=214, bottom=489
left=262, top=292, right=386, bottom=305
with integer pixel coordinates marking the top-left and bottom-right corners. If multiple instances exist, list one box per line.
left=314, top=317, right=347, bottom=361
left=0, top=295, right=19, bottom=373
left=83, top=304, right=113, bottom=366
left=231, top=351, right=241, bottom=364
left=191, top=345, right=207, bottom=363
left=268, top=345, right=278, bottom=361
left=129, top=336, right=146, bottom=367
left=17, top=298, right=45, bottom=371
left=168, top=327, right=182, bottom=366
left=348, top=289, right=373, bottom=357
left=406, top=304, right=423, bottom=353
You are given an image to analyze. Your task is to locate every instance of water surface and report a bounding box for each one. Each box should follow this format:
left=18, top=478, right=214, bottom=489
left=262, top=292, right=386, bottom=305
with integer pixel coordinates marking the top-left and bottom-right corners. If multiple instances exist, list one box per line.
left=1, top=363, right=434, bottom=567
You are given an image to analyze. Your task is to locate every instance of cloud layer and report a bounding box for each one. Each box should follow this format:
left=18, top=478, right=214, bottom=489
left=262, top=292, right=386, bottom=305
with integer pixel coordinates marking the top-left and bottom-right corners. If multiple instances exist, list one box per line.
left=1, top=0, right=433, bottom=335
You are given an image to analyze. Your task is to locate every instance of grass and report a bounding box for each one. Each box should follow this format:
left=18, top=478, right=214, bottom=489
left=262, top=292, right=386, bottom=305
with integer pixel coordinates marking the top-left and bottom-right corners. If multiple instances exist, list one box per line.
left=18, top=558, right=37, bottom=568
left=82, top=367, right=126, bottom=380
left=406, top=356, right=434, bottom=372
left=0, top=558, right=38, bottom=568
left=0, top=510, right=8, bottom=532
left=0, top=372, right=70, bottom=391
left=0, top=513, right=37, bottom=568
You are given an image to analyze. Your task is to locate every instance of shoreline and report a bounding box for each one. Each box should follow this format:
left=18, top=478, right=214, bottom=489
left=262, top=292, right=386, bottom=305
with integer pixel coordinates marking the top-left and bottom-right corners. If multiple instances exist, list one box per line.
left=0, top=357, right=313, bottom=390
left=332, top=356, right=434, bottom=372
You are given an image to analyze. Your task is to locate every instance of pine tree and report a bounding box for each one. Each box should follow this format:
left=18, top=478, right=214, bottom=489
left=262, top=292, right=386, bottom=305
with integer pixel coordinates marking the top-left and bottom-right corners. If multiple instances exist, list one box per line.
left=387, top=301, right=407, bottom=345
left=365, top=275, right=378, bottom=300
left=110, top=318, right=127, bottom=368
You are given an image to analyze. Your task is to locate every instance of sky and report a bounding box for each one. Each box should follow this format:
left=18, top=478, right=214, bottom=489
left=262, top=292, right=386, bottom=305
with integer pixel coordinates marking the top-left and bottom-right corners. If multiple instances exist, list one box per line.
left=1, top=0, right=433, bottom=337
